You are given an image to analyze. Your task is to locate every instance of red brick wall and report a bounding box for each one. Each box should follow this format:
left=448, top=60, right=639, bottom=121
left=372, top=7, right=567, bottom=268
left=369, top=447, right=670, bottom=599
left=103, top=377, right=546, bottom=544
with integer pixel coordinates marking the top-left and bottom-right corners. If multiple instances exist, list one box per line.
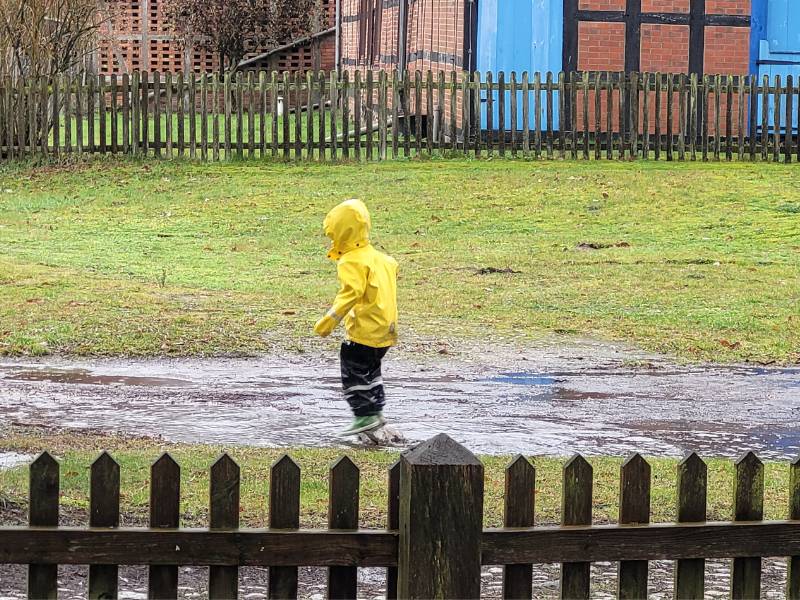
left=577, top=22, right=626, bottom=72
left=97, top=0, right=336, bottom=75
left=640, top=25, right=689, bottom=73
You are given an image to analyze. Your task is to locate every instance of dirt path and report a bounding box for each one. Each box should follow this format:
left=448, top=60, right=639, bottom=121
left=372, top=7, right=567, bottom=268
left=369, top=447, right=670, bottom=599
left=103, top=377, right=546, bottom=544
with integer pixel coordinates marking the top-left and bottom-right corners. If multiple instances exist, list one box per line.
left=1, top=338, right=798, bottom=458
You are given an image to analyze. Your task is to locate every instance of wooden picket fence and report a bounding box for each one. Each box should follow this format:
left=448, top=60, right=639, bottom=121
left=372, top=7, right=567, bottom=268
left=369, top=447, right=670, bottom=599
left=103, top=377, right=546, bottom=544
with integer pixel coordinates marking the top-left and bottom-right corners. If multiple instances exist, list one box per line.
left=1, top=433, right=800, bottom=598
left=2, top=70, right=800, bottom=163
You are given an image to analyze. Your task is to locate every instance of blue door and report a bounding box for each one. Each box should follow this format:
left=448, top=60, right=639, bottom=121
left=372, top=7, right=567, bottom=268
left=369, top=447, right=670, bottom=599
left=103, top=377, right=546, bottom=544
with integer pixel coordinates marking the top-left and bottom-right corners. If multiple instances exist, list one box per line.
left=477, top=0, right=563, bottom=130
left=754, top=0, right=800, bottom=133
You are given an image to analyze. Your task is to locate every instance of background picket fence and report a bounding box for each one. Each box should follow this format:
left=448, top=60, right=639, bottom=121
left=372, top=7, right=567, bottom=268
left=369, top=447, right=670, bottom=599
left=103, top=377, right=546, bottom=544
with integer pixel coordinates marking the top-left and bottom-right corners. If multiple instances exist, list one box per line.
left=2, top=70, right=800, bottom=163
left=1, top=434, right=799, bottom=598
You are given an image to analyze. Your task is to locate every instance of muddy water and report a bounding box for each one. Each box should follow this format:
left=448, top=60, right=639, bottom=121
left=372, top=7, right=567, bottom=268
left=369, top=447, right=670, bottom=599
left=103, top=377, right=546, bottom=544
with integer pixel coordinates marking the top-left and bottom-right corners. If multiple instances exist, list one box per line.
left=0, top=341, right=798, bottom=458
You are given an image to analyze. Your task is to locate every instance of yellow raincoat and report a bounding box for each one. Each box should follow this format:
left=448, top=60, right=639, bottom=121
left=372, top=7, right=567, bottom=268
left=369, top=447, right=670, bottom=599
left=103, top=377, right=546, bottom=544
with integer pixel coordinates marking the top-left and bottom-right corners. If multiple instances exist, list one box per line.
left=314, top=199, right=398, bottom=348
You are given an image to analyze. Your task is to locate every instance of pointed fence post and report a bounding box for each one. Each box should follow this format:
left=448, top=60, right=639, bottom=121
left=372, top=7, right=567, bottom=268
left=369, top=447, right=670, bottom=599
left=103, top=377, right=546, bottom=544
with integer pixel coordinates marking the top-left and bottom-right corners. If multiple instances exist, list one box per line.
left=398, top=434, right=484, bottom=599
left=731, top=452, right=764, bottom=599
left=28, top=452, right=59, bottom=599
left=89, top=451, right=120, bottom=599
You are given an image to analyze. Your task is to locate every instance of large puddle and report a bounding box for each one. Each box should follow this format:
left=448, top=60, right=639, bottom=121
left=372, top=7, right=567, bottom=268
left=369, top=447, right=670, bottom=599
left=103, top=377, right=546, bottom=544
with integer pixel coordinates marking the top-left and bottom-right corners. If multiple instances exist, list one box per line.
left=0, top=344, right=798, bottom=458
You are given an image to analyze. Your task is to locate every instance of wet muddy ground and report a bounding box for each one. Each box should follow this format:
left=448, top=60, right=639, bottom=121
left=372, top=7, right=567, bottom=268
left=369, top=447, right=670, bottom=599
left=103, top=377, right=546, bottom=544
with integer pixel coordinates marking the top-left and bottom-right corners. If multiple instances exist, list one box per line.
left=1, top=340, right=799, bottom=597
left=0, top=339, right=798, bottom=458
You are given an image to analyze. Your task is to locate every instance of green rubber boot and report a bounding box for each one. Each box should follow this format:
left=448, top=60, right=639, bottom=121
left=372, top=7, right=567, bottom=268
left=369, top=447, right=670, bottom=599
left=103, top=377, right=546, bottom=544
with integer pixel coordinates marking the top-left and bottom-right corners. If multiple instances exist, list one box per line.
left=339, top=414, right=384, bottom=437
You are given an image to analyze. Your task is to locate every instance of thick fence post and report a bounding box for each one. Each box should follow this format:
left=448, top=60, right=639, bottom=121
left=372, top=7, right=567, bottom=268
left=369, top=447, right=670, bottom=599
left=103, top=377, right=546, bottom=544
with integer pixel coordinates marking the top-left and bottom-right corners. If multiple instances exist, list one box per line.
left=398, top=433, right=484, bottom=599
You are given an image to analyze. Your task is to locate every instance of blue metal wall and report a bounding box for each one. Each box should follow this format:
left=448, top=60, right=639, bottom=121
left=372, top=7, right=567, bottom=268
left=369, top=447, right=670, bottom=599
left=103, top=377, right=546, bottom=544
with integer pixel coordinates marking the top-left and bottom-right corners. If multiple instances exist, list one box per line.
left=753, top=0, right=800, bottom=132
left=476, top=0, right=563, bottom=129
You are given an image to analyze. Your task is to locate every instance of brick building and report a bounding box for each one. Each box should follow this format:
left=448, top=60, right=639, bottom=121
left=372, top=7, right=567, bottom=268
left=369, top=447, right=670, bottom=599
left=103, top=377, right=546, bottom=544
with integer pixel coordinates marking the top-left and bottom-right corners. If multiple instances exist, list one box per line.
left=94, top=0, right=337, bottom=75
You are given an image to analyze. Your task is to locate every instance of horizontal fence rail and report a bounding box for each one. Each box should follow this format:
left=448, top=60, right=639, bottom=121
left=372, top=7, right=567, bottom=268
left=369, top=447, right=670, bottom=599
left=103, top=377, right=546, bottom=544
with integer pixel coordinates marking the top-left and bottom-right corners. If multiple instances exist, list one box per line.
left=1, top=70, right=800, bottom=163
left=3, top=434, right=800, bottom=598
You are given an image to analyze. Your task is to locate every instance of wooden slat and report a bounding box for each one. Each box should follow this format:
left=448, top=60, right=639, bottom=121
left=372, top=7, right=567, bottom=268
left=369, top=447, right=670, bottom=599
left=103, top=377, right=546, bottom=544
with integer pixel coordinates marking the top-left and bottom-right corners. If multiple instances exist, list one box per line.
left=201, top=73, right=208, bottom=160
left=248, top=72, right=256, bottom=158
left=702, top=75, right=709, bottom=162
left=510, top=71, right=518, bottom=157
left=379, top=70, right=388, bottom=160
left=391, top=71, right=399, bottom=159
left=749, top=75, right=757, bottom=161
left=164, top=72, right=172, bottom=157
left=499, top=71, right=506, bottom=156
left=148, top=453, right=180, bottom=599
left=618, top=71, right=626, bottom=160
left=594, top=73, right=601, bottom=159
left=534, top=72, right=542, bottom=158
left=761, top=75, right=769, bottom=161
left=236, top=72, right=244, bottom=159
left=737, top=75, right=745, bottom=161
left=39, top=77, right=48, bottom=156
left=152, top=73, right=161, bottom=157
left=176, top=72, right=185, bottom=157
left=630, top=72, right=640, bottom=159
left=714, top=74, right=721, bottom=161
left=789, top=457, right=800, bottom=599
left=428, top=71, right=436, bottom=155
left=15, top=76, right=24, bottom=157
left=558, top=72, right=565, bottom=157
left=436, top=70, right=445, bottom=152
left=294, top=72, right=302, bottom=160
left=131, top=71, right=139, bottom=156
left=341, top=70, right=350, bottom=159
left=366, top=70, right=374, bottom=160
left=4, top=522, right=800, bottom=567
left=675, top=453, right=707, bottom=599
left=271, top=71, right=279, bottom=158
left=212, top=73, right=220, bottom=161
left=306, top=71, right=314, bottom=160
left=582, top=71, right=589, bottom=159
left=461, top=71, right=471, bottom=156
left=608, top=72, right=615, bottom=160
left=95, top=74, right=104, bottom=154
left=61, top=75, right=71, bottom=155
left=522, top=71, right=530, bottom=156
left=404, top=73, right=413, bottom=157
left=224, top=73, right=232, bottom=159
left=448, top=71, right=456, bottom=154
left=89, top=452, right=120, bottom=599
left=259, top=71, right=267, bottom=158
left=74, top=76, right=83, bottom=157
left=503, top=456, right=535, bottom=600
left=569, top=71, right=577, bottom=158
left=486, top=71, right=494, bottom=155
left=269, top=455, right=301, bottom=599
left=773, top=75, right=781, bottom=162
left=386, top=461, right=400, bottom=600
left=51, top=75, right=60, bottom=158
left=86, top=76, right=95, bottom=153
left=329, top=71, right=338, bottom=160
left=141, top=71, right=149, bottom=155
left=678, top=74, right=686, bottom=161
left=209, top=454, right=240, bottom=599
left=654, top=73, right=662, bottom=161
left=28, top=452, right=59, bottom=599
left=731, top=452, right=764, bottom=600
left=726, top=74, right=733, bottom=161
left=689, top=73, right=697, bottom=160
left=415, top=71, right=423, bottom=156
left=328, top=456, right=359, bottom=599
left=122, top=74, right=130, bottom=154
left=618, top=454, right=651, bottom=599
left=111, top=74, right=119, bottom=154
left=666, top=73, right=674, bottom=161
left=354, top=70, right=362, bottom=160
left=546, top=72, right=553, bottom=158
left=560, top=455, right=592, bottom=599
left=785, top=75, right=794, bottom=163
left=321, top=71, right=329, bottom=160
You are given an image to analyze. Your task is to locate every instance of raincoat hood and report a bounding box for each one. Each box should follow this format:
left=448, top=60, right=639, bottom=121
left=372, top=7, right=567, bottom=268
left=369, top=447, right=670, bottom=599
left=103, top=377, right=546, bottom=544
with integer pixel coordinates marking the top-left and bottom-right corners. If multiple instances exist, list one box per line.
left=323, top=199, right=372, bottom=260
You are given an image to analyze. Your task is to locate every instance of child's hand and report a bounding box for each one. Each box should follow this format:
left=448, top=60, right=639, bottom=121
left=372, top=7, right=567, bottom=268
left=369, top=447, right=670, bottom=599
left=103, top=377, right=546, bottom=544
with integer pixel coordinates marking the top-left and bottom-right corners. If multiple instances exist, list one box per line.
left=314, top=314, right=337, bottom=337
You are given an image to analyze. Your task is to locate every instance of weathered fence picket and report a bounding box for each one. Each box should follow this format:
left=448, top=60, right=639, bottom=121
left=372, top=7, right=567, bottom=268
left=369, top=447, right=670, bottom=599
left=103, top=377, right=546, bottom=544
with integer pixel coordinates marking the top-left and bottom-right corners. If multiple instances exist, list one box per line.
left=2, top=435, right=800, bottom=599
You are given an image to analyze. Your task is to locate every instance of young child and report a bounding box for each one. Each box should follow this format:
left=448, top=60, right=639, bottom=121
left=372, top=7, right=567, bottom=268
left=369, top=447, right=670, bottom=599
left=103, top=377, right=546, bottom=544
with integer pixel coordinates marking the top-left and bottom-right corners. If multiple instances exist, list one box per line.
left=314, top=199, right=398, bottom=436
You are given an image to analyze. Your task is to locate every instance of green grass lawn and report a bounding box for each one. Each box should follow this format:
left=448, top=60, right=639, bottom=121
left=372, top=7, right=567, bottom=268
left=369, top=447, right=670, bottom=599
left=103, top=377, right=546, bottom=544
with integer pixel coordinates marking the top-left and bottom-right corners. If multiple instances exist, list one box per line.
left=0, top=159, right=798, bottom=362
left=0, top=428, right=794, bottom=528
